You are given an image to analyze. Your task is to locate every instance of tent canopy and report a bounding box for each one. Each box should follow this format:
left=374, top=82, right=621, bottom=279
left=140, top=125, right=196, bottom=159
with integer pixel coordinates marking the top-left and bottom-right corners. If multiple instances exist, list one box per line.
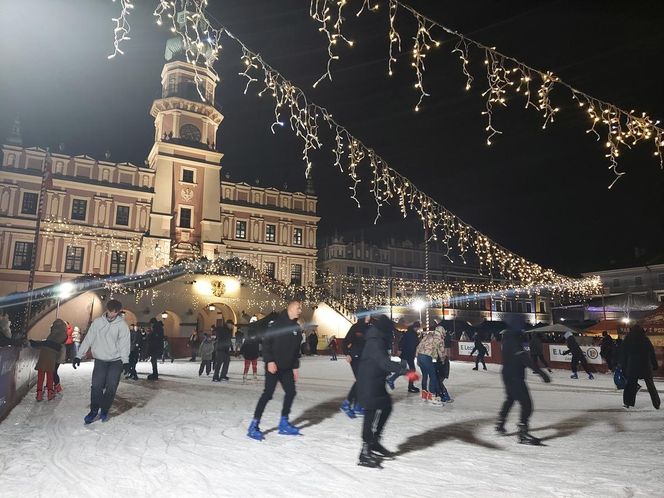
left=523, top=323, right=580, bottom=335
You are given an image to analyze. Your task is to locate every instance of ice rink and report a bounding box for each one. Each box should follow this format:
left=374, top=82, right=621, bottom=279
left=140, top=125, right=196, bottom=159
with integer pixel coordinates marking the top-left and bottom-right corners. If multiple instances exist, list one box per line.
left=1, top=356, right=662, bottom=497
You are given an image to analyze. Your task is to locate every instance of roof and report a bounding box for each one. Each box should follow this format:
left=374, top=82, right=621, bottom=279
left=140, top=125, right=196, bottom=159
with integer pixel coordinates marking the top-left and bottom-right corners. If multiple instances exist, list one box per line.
left=640, top=304, right=664, bottom=332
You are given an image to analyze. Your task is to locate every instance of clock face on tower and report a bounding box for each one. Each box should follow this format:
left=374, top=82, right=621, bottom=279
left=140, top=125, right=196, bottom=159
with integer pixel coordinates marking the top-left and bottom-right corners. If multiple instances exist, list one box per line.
left=180, top=124, right=201, bottom=142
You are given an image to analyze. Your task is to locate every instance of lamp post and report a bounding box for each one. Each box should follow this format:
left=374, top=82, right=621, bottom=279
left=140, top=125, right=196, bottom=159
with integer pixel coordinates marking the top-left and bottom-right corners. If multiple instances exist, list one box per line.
left=413, top=299, right=425, bottom=326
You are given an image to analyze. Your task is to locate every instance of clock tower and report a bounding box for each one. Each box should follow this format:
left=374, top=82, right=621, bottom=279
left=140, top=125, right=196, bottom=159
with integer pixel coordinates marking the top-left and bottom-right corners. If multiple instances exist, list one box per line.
left=137, top=46, right=225, bottom=270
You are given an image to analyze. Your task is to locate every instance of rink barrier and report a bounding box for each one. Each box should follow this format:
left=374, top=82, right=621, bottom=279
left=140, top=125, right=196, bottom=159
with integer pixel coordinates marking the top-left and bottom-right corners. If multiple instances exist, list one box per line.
left=0, top=345, right=38, bottom=422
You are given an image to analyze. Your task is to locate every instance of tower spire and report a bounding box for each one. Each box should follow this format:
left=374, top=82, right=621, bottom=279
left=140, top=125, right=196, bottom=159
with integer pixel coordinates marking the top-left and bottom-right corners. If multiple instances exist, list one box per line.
left=6, top=114, right=22, bottom=146
left=305, top=172, right=315, bottom=195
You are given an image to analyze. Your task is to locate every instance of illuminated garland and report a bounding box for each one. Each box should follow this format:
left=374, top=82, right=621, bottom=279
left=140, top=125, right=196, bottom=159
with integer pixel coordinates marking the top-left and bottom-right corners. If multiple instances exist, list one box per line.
left=309, top=0, right=664, bottom=187
left=108, top=0, right=134, bottom=59
left=42, top=218, right=143, bottom=255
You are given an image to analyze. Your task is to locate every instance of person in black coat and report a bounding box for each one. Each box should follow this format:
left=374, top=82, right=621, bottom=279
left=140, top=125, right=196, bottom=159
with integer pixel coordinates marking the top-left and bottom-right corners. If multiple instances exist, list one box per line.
left=240, top=333, right=260, bottom=381
left=497, top=330, right=551, bottom=445
left=340, top=311, right=371, bottom=417
left=125, top=325, right=140, bottom=380
left=387, top=321, right=420, bottom=393
left=213, top=320, right=233, bottom=382
left=356, top=315, right=418, bottom=468
left=622, top=325, right=660, bottom=409
left=470, top=333, right=488, bottom=370
left=308, top=329, right=319, bottom=355
left=563, top=331, right=594, bottom=379
left=600, top=331, right=615, bottom=372
left=529, top=332, right=552, bottom=373
left=147, top=319, right=164, bottom=380
left=247, top=299, right=304, bottom=440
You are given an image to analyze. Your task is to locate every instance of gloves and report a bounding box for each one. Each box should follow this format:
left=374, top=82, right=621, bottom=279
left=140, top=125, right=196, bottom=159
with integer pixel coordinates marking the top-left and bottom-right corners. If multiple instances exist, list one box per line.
left=404, top=370, right=420, bottom=383
left=72, top=358, right=81, bottom=369
left=541, top=372, right=551, bottom=383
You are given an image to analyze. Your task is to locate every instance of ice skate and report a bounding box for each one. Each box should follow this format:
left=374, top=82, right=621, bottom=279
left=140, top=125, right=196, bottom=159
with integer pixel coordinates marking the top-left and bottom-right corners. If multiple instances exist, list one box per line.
left=358, top=443, right=382, bottom=468
left=371, top=440, right=396, bottom=460
left=407, top=385, right=420, bottom=394
left=352, top=403, right=364, bottom=416
left=517, top=424, right=543, bottom=446
left=242, top=374, right=247, bottom=383
left=588, top=373, right=594, bottom=380
left=570, top=373, right=578, bottom=379
left=100, top=411, right=109, bottom=423
left=35, top=389, right=43, bottom=402
left=247, top=419, right=264, bottom=441
left=340, top=399, right=356, bottom=419
left=84, top=409, right=99, bottom=425
left=495, top=420, right=507, bottom=434
left=253, top=373, right=258, bottom=381
left=278, top=416, right=301, bottom=435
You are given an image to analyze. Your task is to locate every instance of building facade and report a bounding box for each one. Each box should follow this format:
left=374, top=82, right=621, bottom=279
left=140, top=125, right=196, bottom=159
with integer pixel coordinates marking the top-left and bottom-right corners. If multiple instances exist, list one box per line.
left=0, top=54, right=318, bottom=298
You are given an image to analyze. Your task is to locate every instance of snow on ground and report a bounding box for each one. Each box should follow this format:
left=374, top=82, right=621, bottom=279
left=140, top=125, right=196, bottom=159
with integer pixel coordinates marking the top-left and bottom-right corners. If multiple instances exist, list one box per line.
left=1, top=357, right=662, bottom=498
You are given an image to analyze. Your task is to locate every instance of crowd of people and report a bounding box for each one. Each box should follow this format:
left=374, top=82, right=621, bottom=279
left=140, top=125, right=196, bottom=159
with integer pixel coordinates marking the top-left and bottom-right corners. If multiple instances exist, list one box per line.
left=28, top=297, right=660, bottom=467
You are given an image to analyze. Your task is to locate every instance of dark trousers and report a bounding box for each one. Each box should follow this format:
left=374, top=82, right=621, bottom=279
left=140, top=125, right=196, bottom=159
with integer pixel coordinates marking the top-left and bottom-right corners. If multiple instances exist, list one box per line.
left=53, top=363, right=61, bottom=385
left=151, top=357, right=159, bottom=376
left=531, top=353, right=549, bottom=370
left=128, top=350, right=138, bottom=377
left=601, top=353, right=614, bottom=371
left=475, top=352, right=486, bottom=369
left=253, top=368, right=296, bottom=420
left=199, top=360, right=212, bottom=375
left=571, top=354, right=591, bottom=375
left=347, top=358, right=360, bottom=405
left=362, top=405, right=392, bottom=444
left=417, top=354, right=439, bottom=395
left=624, top=375, right=660, bottom=408
left=90, top=359, right=123, bottom=414
left=213, top=350, right=230, bottom=379
left=499, top=379, right=533, bottom=426
left=387, top=356, right=415, bottom=388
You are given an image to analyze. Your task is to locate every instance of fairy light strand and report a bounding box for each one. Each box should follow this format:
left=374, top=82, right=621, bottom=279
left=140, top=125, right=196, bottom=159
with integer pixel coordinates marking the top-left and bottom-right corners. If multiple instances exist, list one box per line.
left=108, top=0, right=134, bottom=59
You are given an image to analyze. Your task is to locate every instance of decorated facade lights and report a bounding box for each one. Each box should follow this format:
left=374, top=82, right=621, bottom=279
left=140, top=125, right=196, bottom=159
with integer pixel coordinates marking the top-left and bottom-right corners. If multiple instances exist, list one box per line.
left=108, top=0, right=134, bottom=59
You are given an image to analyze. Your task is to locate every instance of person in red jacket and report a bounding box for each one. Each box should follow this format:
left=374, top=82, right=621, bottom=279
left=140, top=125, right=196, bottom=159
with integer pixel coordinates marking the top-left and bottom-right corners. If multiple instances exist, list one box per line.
left=64, top=322, right=75, bottom=363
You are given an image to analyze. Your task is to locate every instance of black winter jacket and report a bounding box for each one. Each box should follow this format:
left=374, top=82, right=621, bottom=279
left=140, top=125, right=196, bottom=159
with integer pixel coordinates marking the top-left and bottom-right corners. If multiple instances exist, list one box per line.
left=148, top=323, right=164, bottom=356
left=342, top=320, right=369, bottom=358
left=563, top=335, right=583, bottom=357
left=262, top=309, right=302, bottom=370
left=622, top=329, right=658, bottom=379
left=215, top=326, right=233, bottom=352
left=399, top=326, right=419, bottom=359
left=529, top=335, right=543, bottom=356
left=357, top=327, right=407, bottom=410
left=471, top=337, right=488, bottom=356
left=501, top=331, right=549, bottom=384
left=240, top=336, right=260, bottom=361
left=600, top=335, right=614, bottom=357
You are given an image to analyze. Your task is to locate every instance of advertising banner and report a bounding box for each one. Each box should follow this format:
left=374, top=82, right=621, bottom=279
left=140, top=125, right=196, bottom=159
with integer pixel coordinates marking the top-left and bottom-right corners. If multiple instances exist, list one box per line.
left=458, top=341, right=492, bottom=358
left=549, top=344, right=603, bottom=365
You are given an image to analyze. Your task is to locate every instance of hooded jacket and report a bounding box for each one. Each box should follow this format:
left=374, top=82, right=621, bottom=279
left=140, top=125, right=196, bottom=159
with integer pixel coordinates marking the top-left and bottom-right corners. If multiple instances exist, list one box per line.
left=563, top=332, right=583, bottom=357
left=399, top=325, right=419, bottom=358
left=501, top=330, right=549, bottom=384
left=198, top=336, right=215, bottom=361
left=147, top=320, right=164, bottom=357
left=529, top=334, right=543, bottom=356
left=240, top=335, right=260, bottom=361
left=34, top=319, right=68, bottom=372
left=262, top=309, right=302, bottom=370
left=622, top=327, right=658, bottom=379
left=342, top=320, right=369, bottom=359
left=416, top=329, right=446, bottom=361
left=77, top=313, right=131, bottom=364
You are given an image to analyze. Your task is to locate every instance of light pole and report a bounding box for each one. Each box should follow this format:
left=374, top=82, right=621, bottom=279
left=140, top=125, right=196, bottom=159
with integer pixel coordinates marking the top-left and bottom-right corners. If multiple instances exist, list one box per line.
left=413, top=299, right=425, bottom=326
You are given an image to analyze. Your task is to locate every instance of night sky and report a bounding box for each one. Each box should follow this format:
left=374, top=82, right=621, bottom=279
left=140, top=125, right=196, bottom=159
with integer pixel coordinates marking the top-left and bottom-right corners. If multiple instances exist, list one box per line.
left=1, top=0, right=663, bottom=276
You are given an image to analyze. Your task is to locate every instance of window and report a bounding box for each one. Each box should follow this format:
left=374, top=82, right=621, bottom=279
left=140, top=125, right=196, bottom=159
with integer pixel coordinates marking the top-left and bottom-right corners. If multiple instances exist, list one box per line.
left=179, top=207, right=192, bottom=228
left=21, top=192, right=38, bottom=215
left=635, top=276, right=642, bottom=286
left=264, top=261, right=276, bottom=279
left=71, top=199, right=87, bottom=221
left=110, top=250, right=127, bottom=275
left=362, top=268, right=370, bottom=276
left=505, top=301, right=513, bottom=312
left=539, top=302, right=546, bottom=313
left=526, top=302, right=532, bottom=314
left=235, top=220, right=247, bottom=239
left=517, top=302, right=523, bottom=313
left=290, top=264, right=302, bottom=285
left=612, top=278, right=620, bottom=288
left=181, top=169, right=195, bottom=183
left=495, top=300, right=503, bottom=312
left=265, top=224, right=276, bottom=243
left=293, top=228, right=303, bottom=245
left=64, top=246, right=85, bottom=273
left=346, top=266, right=355, bottom=275
left=376, top=269, right=385, bottom=277
left=115, top=205, right=130, bottom=226
left=12, top=242, right=33, bottom=269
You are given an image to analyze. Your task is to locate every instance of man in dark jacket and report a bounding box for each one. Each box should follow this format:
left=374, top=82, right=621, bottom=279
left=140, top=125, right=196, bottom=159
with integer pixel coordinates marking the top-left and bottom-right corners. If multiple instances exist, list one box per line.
left=470, top=333, right=488, bottom=370
left=529, top=332, right=552, bottom=373
left=387, top=321, right=420, bottom=393
left=497, top=330, right=551, bottom=445
left=125, top=324, right=140, bottom=380
left=147, top=318, right=164, bottom=381
left=622, top=325, right=660, bottom=409
left=356, top=314, right=418, bottom=468
left=212, top=320, right=233, bottom=382
left=563, top=331, right=594, bottom=379
left=308, top=329, right=319, bottom=355
left=340, top=311, right=371, bottom=418
left=600, top=331, right=615, bottom=372
left=247, top=298, right=303, bottom=440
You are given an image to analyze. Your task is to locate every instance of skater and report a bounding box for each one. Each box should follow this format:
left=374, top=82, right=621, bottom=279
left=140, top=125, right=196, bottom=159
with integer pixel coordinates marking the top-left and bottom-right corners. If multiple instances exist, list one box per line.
left=198, top=333, right=214, bottom=376
left=247, top=297, right=304, bottom=440
left=212, top=320, right=233, bottom=382
left=308, top=329, right=318, bottom=356
left=30, top=319, right=68, bottom=401
left=470, top=333, right=488, bottom=370
left=328, top=336, right=338, bottom=361
left=73, top=299, right=130, bottom=424
left=415, top=326, right=446, bottom=404
left=356, top=314, right=419, bottom=467
left=340, top=311, right=371, bottom=418
left=443, top=326, right=452, bottom=359
left=188, top=330, right=200, bottom=362
left=529, top=332, right=552, bottom=373
left=563, top=331, right=594, bottom=379
left=600, top=331, right=615, bottom=372
left=162, top=335, right=173, bottom=363
left=64, top=322, right=75, bottom=363
left=53, top=323, right=68, bottom=394
left=235, top=327, right=245, bottom=357
left=72, top=325, right=81, bottom=359
left=147, top=318, right=164, bottom=380
left=240, top=332, right=260, bottom=382
left=622, top=325, right=660, bottom=409
left=126, top=324, right=140, bottom=380
left=387, top=321, right=420, bottom=393
left=497, top=329, right=551, bottom=445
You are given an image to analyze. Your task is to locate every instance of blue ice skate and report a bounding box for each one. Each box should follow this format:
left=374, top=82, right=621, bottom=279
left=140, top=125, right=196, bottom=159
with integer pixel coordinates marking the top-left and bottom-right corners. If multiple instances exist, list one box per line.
left=84, top=409, right=99, bottom=425
left=278, top=416, right=301, bottom=435
left=100, top=411, right=109, bottom=423
left=588, top=373, right=594, bottom=380
left=340, top=400, right=356, bottom=419
left=570, top=373, right=578, bottom=379
left=352, top=403, right=364, bottom=416
left=247, top=419, right=265, bottom=441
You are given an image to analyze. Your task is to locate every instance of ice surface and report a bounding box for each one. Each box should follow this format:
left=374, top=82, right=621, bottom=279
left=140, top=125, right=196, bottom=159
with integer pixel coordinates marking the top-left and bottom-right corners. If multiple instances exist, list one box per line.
left=1, top=357, right=662, bottom=497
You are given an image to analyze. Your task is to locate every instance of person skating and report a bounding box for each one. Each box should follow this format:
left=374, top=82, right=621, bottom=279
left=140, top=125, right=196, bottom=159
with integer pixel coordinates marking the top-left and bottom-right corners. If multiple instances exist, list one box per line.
left=73, top=299, right=130, bottom=424
left=125, top=324, right=140, bottom=380
left=308, top=329, right=319, bottom=356
left=64, top=322, right=75, bottom=363
left=622, top=325, right=660, bottom=409
left=563, top=331, right=594, bottom=379
left=600, top=331, right=615, bottom=372
left=198, top=333, right=214, bottom=376
left=188, top=331, right=200, bottom=362
left=497, top=329, right=551, bottom=445
left=387, top=321, right=420, bottom=393
left=529, top=332, right=552, bottom=373
left=340, top=312, right=370, bottom=418
left=52, top=323, right=68, bottom=394
left=147, top=318, right=164, bottom=380
left=247, top=298, right=303, bottom=441
left=162, top=335, right=173, bottom=363
left=72, top=325, right=81, bottom=359
left=212, top=320, right=233, bottom=382
left=328, top=336, right=338, bottom=361
left=470, top=333, right=488, bottom=370
left=30, top=319, right=68, bottom=401
left=356, top=315, right=419, bottom=468
left=234, top=328, right=244, bottom=357
left=415, top=326, right=446, bottom=404
left=240, top=332, right=260, bottom=382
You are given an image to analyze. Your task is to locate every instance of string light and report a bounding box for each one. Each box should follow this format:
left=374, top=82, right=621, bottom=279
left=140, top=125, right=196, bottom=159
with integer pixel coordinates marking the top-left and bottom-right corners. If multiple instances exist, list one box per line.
left=108, top=0, right=134, bottom=59
left=308, top=0, right=664, bottom=185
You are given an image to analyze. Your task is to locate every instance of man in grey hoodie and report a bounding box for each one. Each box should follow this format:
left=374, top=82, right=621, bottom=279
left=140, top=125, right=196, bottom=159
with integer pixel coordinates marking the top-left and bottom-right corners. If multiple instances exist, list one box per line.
left=73, top=299, right=130, bottom=424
